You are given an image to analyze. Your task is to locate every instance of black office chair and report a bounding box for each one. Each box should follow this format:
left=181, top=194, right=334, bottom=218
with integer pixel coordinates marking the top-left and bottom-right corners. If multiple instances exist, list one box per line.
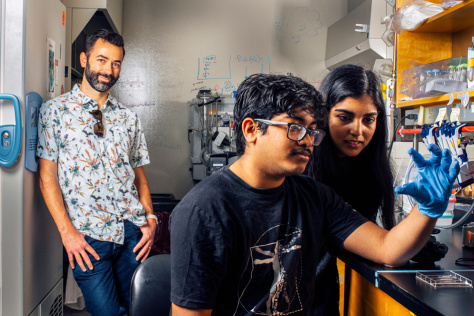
left=130, top=254, right=171, bottom=316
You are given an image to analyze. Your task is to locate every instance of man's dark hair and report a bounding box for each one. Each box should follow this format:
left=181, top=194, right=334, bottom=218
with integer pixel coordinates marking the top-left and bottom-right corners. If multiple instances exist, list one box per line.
left=233, top=74, right=325, bottom=155
left=85, top=29, right=125, bottom=57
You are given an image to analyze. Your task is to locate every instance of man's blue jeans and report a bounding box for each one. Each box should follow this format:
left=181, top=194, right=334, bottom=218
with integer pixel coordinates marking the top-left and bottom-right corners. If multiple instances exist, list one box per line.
left=72, top=220, right=142, bottom=316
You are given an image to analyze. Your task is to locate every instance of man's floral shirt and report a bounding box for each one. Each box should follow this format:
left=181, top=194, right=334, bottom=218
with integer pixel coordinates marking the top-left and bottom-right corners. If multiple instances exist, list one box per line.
left=37, top=84, right=150, bottom=244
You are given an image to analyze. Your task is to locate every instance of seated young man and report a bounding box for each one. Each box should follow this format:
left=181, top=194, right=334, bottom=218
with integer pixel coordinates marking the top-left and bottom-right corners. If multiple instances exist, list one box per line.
left=170, top=74, right=459, bottom=315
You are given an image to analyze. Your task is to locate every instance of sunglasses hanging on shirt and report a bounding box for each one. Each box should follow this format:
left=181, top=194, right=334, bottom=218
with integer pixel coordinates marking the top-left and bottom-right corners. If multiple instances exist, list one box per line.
left=90, top=110, right=104, bottom=138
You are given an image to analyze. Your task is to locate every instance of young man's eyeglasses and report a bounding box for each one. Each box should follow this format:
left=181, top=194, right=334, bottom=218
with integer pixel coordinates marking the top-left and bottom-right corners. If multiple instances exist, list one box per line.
left=90, top=110, right=104, bottom=138
left=254, top=119, right=325, bottom=146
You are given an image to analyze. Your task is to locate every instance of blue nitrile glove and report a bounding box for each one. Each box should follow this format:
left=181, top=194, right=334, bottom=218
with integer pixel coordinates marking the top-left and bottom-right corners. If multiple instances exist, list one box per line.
left=394, top=144, right=460, bottom=218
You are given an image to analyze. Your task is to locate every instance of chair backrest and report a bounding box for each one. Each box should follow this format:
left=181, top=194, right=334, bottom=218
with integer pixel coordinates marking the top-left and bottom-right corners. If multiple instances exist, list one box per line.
left=151, top=211, right=173, bottom=254
left=130, top=254, right=171, bottom=316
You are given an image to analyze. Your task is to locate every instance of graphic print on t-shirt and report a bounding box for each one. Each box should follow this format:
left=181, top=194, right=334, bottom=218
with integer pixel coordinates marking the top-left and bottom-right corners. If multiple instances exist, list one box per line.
left=236, top=224, right=303, bottom=315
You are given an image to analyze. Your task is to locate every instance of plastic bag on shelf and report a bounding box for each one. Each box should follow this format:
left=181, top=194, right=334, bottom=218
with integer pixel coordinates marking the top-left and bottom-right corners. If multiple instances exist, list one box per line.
left=383, top=0, right=445, bottom=34
left=400, top=57, right=467, bottom=100
left=441, top=0, right=464, bottom=10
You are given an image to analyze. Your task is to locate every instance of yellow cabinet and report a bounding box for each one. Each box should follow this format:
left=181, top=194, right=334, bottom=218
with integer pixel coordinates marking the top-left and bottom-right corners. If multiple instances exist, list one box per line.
left=343, top=268, right=414, bottom=316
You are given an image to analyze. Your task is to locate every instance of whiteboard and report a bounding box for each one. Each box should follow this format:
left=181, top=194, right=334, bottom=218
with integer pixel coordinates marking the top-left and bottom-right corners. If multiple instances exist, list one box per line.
left=113, top=0, right=348, bottom=198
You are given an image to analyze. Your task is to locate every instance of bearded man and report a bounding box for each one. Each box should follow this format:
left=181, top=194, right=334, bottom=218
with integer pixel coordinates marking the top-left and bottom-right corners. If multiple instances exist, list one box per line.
left=37, top=29, right=156, bottom=316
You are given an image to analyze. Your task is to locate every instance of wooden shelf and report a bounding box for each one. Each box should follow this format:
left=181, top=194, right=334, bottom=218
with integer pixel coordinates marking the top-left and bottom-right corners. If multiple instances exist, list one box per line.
left=415, top=0, right=474, bottom=33
left=395, top=0, right=474, bottom=109
left=397, top=89, right=474, bottom=108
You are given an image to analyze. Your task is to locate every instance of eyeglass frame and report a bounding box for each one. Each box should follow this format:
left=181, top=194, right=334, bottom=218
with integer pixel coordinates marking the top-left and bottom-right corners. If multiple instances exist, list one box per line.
left=254, top=118, right=325, bottom=146
left=90, top=110, right=105, bottom=138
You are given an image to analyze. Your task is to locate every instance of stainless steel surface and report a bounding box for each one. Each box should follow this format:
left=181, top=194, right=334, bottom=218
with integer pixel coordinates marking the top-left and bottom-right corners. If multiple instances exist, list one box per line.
left=413, top=133, right=419, bottom=152
left=29, top=280, right=64, bottom=316
left=24, top=0, right=66, bottom=312
left=325, top=0, right=389, bottom=70
left=0, top=0, right=65, bottom=314
left=2, top=1, right=26, bottom=314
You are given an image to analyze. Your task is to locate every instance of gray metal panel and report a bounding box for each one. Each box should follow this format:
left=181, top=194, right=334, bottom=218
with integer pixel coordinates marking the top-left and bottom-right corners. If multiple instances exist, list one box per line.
left=2, top=0, right=27, bottom=314
left=28, top=279, right=63, bottom=316
left=23, top=0, right=65, bottom=314
left=325, top=0, right=389, bottom=70
left=326, top=0, right=371, bottom=59
left=348, top=0, right=365, bottom=12
left=325, top=39, right=386, bottom=70
left=458, top=104, right=474, bottom=123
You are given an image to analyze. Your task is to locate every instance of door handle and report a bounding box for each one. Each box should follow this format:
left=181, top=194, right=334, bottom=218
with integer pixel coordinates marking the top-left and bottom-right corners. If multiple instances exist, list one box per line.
left=0, top=94, right=22, bottom=167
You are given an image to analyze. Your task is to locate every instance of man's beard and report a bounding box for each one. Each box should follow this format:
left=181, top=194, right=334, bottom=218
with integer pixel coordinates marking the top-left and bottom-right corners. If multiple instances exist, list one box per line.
left=85, top=60, right=119, bottom=92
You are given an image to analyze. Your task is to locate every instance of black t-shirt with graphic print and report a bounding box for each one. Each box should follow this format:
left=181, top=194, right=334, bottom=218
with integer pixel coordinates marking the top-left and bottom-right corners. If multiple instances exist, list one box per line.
left=170, top=166, right=368, bottom=315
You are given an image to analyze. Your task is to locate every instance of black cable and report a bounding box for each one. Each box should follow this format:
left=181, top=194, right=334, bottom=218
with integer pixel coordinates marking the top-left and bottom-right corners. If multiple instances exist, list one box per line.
left=198, top=96, right=221, bottom=107
left=388, top=114, right=418, bottom=158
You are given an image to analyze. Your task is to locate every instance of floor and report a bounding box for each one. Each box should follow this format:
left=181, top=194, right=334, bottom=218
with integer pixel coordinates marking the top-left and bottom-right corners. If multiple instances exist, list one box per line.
left=64, top=306, right=90, bottom=316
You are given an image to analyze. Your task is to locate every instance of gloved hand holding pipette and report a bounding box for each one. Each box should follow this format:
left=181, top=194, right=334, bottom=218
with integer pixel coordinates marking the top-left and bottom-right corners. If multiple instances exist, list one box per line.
left=395, top=144, right=460, bottom=218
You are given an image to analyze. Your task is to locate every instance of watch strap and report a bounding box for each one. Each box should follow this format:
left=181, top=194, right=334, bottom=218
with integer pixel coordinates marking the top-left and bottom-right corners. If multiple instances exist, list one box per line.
left=146, top=214, right=158, bottom=225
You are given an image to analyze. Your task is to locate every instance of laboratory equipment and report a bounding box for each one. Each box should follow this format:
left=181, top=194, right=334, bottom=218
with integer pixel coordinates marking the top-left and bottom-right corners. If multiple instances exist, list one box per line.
left=468, top=47, right=474, bottom=89
left=401, top=57, right=468, bottom=99
left=416, top=271, right=472, bottom=288
left=425, top=78, right=467, bottom=96
left=462, top=222, right=474, bottom=247
left=189, top=90, right=237, bottom=181
left=212, top=131, right=231, bottom=147
left=325, top=0, right=389, bottom=70
left=209, top=153, right=238, bottom=175
left=397, top=122, right=474, bottom=229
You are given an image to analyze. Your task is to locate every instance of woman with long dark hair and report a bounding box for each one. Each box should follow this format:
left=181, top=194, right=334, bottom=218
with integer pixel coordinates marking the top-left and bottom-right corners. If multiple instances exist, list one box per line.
left=311, top=64, right=395, bottom=227
left=308, top=64, right=395, bottom=315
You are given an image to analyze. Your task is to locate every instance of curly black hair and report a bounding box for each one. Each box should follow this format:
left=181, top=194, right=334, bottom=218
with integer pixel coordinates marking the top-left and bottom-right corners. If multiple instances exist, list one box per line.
left=233, top=74, right=326, bottom=155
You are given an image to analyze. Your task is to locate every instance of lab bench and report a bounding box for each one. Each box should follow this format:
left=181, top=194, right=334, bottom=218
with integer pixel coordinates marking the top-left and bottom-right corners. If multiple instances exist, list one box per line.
left=336, top=222, right=474, bottom=316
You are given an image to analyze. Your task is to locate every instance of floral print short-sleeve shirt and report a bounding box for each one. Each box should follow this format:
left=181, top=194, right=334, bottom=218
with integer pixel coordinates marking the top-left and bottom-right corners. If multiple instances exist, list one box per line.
left=37, top=84, right=150, bottom=244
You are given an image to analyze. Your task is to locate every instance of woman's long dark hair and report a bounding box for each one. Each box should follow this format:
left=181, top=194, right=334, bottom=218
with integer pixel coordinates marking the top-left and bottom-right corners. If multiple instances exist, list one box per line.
left=309, top=64, right=395, bottom=229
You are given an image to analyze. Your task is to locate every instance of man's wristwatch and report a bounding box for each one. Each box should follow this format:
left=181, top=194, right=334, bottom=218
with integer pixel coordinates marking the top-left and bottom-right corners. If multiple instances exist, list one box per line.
left=146, top=214, right=158, bottom=225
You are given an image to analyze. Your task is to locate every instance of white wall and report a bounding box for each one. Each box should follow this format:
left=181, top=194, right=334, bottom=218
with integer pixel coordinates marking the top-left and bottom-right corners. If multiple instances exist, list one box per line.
left=115, top=0, right=348, bottom=198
